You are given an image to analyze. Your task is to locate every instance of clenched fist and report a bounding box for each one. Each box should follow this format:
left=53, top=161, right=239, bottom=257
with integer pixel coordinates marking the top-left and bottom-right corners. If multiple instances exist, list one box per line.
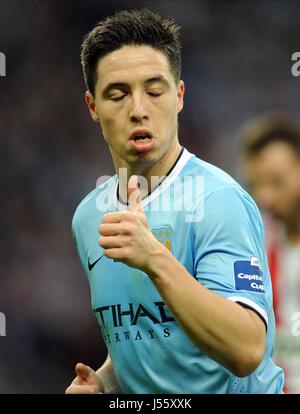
left=99, top=175, right=163, bottom=272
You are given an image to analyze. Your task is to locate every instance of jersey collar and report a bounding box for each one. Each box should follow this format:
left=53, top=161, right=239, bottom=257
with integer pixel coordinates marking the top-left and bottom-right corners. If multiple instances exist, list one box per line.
left=113, top=147, right=194, bottom=210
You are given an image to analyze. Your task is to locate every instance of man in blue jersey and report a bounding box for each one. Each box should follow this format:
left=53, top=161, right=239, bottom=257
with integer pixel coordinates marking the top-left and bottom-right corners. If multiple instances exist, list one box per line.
left=66, top=9, right=284, bottom=394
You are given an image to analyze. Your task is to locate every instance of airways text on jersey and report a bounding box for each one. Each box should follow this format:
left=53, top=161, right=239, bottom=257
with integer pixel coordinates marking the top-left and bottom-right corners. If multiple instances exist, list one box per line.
left=94, top=301, right=176, bottom=344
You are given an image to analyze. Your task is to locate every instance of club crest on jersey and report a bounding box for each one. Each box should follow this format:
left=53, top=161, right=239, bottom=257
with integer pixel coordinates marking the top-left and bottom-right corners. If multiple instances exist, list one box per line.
left=234, top=257, right=264, bottom=293
left=151, top=225, right=173, bottom=252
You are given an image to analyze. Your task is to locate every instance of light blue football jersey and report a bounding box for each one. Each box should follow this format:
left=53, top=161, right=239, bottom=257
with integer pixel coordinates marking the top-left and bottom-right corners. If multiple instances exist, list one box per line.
left=72, top=147, right=284, bottom=394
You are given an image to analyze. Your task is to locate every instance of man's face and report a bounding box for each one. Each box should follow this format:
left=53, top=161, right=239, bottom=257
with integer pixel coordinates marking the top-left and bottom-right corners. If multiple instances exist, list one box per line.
left=245, top=141, right=300, bottom=221
left=85, top=45, right=184, bottom=168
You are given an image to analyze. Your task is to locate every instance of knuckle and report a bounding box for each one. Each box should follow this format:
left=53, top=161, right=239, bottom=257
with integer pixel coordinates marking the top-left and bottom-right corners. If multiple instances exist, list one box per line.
left=103, top=212, right=114, bottom=223
left=122, top=236, right=131, bottom=246
left=122, top=223, right=132, bottom=234
left=99, top=237, right=107, bottom=248
left=121, top=211, right=130, bottom=220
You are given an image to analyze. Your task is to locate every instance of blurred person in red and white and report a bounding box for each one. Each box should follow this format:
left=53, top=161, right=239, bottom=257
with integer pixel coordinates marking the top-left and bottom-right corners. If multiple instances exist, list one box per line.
left=240, top=113, right=300, bottom=393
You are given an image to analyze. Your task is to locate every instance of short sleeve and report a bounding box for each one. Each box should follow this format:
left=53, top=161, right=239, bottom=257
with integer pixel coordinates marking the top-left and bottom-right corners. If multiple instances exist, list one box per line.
left=194, top=187, right=269, bottom=328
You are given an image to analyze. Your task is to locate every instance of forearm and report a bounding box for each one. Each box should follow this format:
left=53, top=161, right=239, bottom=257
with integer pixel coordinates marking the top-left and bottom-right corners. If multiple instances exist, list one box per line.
left=96, top=354, right=123, bottom=394
left=145, top=246, right=265, bottom=377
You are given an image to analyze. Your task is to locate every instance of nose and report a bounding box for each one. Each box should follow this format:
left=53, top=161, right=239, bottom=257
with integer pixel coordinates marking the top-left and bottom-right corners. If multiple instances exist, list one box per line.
left=129, top=92, right=149, bottom=123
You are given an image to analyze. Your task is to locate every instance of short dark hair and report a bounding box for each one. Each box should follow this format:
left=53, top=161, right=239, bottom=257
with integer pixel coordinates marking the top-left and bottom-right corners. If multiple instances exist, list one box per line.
left=241, top=113, right=300, bottom=158
left=81, top=8, right=182, bottom=96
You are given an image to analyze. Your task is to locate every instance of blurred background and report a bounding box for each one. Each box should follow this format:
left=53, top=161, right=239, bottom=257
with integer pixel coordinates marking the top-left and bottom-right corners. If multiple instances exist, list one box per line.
left=0, top=0, right=300, bottom=393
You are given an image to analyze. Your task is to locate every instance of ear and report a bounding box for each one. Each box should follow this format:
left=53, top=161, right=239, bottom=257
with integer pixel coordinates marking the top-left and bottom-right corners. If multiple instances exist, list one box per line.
left=177, top=80, right=185, bottom=114
left=85, top=90, right=99, bottom=122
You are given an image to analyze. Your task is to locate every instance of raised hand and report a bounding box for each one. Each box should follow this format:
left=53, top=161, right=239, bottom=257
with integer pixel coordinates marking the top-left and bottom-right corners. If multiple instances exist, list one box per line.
left=98, top=175, right=162, bottom=272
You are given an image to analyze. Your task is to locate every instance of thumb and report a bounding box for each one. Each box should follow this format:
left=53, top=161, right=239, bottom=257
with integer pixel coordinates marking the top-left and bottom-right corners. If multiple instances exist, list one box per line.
left=75, top=363, right=97, bottom=384
left=128, top=175, right=143, bottom=212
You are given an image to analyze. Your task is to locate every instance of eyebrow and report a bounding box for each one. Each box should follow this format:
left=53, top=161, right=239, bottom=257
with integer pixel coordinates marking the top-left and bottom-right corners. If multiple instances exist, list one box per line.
left=145, top=76, right=170, bottom=87
left=101, top=75, right=170, bottom=97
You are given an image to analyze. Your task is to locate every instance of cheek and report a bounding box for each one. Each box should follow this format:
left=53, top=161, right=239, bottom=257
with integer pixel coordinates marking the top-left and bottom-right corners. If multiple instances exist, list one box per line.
left=160, top=101, right=178, bottom=129
left=99, top=119, right=111, bottom=143
left=99, top=111, right=125, bottom=142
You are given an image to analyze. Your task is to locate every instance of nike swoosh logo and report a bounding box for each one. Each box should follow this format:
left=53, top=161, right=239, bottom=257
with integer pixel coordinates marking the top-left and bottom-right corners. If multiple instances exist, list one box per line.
left=88, top=255, right=104, bottom=271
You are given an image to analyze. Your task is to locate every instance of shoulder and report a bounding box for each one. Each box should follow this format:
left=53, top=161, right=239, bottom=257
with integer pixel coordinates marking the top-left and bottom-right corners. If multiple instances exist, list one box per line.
left=184, top=153, right=259, bottom=210
left=182, top=153, right=263, bottom=232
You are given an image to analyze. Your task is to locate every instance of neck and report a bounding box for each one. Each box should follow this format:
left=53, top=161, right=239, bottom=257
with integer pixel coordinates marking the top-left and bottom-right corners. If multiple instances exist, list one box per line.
left=114, top=140, right=182, bottom=202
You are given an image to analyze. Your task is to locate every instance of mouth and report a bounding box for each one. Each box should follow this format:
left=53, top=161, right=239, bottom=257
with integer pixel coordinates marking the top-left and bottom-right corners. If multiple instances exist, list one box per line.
left=129, top=130, right=155, bottom=152
left=130, top=130, right=153, bottom=141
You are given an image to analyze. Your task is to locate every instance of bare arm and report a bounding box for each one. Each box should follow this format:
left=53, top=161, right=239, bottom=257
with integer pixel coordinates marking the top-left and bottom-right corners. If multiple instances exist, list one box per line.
left=145, top=245, right=266, bottom=377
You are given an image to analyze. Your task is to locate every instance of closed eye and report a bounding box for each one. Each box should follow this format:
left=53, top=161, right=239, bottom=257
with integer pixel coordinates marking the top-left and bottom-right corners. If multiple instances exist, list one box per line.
left=147, top=91, right=163, bottom=97
left=109, top=94, right=127, bottom=102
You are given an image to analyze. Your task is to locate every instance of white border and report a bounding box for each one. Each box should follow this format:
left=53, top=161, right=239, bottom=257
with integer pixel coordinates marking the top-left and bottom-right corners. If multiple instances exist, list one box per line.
left=113, top=147, right=194, bottom=210
left=227, top=296, right=269, bottom=326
